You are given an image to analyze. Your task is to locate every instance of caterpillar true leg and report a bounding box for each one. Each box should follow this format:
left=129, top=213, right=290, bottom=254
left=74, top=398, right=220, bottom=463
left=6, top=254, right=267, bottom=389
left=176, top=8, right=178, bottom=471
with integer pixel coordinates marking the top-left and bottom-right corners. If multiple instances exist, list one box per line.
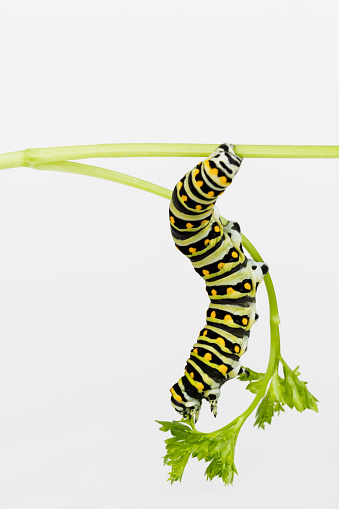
left=169, top=143, right=268, bottom=421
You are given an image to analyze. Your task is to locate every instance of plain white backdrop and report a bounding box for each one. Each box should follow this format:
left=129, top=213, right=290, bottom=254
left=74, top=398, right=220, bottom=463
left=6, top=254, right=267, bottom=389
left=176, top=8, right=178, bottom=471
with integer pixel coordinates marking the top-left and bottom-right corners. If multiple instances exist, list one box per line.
left=0, top=1, right=338, bottom=508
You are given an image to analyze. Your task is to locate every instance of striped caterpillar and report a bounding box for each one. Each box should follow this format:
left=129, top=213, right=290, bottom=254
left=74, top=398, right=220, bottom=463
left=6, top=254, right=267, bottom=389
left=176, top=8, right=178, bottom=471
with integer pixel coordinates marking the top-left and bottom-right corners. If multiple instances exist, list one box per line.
left=169, top=143, right=268, bottom=421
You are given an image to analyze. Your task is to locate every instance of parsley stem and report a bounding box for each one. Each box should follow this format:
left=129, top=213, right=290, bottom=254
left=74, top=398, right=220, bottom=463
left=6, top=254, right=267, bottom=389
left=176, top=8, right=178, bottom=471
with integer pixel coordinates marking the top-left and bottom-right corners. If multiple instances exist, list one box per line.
left=234, top=145, right=339, bottom=158
left=0, top=143, right=338, bottom=171
left=236, top=274, right=280, bottom=423
left=31, top=161, right=172, bottom=200
left=210, top=234, right=281, bottom=433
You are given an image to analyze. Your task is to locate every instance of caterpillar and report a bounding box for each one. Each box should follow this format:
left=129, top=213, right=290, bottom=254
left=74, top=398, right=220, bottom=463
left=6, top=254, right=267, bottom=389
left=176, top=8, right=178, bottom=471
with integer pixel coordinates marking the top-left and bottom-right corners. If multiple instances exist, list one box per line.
left=169, top=143, right=268, bottom=422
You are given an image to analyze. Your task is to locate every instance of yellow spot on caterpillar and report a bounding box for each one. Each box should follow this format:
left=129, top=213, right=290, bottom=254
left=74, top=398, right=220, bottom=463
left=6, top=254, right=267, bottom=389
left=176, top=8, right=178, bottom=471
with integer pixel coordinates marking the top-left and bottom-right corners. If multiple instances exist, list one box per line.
left=170, top=387, right=182, bottom=402
left=196, top=180, right=204, bottom=187
left=196, top=382, right=204, bottom=391
left=203, top=269, right=210, bottom=276
left=211, top=289, right=217, bottom=296
left=218, top=262, right=225, bottom=270
left=214, top=225, right=220, bottom=233
left=208, top=204, right=214, bottom=208
left=231, top=251, right=238, bottom=258
left=195, top=204, right=202, bottom=210
left=190, top=372, right=194, bottom=378
left=210, top=311, right=216, bottom=318
left=204, top=239, right=210, bottom=246
left=203, top=330, right=208, bottom=336
left=194, top=168, right=200, bottom=176
left=219, top=176, right=227, bottom=185
left=182, top=195, right=188, bottom=201
left=201, top=220, right=209, bottom=225
left=227, top=287, right=235, bottom=294
left=178, top=182, right=183, bottom=190
left=186, top=222, right=194, bottom=228
left=216, top=337, right=225, bottom=347
left=209, top=168, right=218, bottom=175
left=170, top=216, right=175, bottom=224
left=189, top=247, right=196, bottom=253
left=204, top=159, right=210, bottom=168
left=224, top=314, right=232, bottom=321
left=242, top=318, right=248, bottom=325
left=193, top=348, right=198, bottom=354
left=234, top=345, right=240, bottom=353
left=219, top=365, right=228, bottom=374
left=208, top=191, right=215, bottom=197
left=204, top=352, right=212, bottom=361
left=244, top=282, right=251, bottom=290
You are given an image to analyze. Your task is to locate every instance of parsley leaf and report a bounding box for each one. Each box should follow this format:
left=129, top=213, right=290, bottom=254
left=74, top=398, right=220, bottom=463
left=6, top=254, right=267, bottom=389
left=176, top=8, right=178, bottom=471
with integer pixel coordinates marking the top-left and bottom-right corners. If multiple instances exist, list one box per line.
left=254, top=363, right=318, bottom=429
left=239, top=367, right=266, bottom=394
left=282, top=363, right=319, bottom=413
left=156, top=420, right=240, bottom=486
left=254, top=371, right=285, bottom=429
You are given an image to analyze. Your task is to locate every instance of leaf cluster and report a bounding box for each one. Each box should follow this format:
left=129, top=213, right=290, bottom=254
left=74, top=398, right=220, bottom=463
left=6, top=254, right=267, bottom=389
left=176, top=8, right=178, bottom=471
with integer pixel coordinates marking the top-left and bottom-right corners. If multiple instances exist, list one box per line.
left=156, top=420, right=240, bottom=486
left=240, top=363, right=318, bottom=429
left=157, top=361, right=318, bottom=484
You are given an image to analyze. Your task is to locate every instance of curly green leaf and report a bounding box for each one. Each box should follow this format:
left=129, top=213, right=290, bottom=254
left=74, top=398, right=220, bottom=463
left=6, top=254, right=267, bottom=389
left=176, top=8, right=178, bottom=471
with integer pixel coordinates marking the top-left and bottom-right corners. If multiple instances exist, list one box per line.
left=254, top=371, right=286, bottom=429
left=157, top=420, right=241, bottom=486
left=281, top=361, right=319, bottom=413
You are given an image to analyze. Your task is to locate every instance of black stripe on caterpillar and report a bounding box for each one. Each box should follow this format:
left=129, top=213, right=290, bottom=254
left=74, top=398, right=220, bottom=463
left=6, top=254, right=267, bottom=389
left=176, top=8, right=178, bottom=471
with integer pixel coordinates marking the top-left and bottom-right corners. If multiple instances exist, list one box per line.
left=169, top=143, right=268, bottom=422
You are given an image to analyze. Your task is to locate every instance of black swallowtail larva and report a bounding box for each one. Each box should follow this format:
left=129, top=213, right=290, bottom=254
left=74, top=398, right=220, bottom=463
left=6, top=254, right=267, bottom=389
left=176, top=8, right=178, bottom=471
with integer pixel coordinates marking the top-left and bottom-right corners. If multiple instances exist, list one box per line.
left=169, top=143, right=268, bottom=422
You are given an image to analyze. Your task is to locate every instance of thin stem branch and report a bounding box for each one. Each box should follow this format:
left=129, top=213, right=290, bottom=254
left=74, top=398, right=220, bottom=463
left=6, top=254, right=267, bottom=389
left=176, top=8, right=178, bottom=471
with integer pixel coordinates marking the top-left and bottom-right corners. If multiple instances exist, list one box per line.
left=232, top=236, right=280, bottom=423
left=208, top=240, right=280, bottom=434
left=0, top=143, right=338, bottom=170
left=237, top=275, right=280, bottom=422
left=33, top=161, right=172, bottom=200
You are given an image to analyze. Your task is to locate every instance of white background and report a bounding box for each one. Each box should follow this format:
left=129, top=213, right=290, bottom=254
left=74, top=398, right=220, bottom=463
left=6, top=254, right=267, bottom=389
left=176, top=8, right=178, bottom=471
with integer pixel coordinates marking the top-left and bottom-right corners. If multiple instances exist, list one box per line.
left=0, top=1, right=338, bottom=508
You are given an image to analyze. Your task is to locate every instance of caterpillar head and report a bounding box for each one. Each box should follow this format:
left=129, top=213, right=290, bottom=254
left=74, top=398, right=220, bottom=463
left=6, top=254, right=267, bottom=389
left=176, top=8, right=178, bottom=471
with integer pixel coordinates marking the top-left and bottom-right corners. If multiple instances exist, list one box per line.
left=170, top=384, right=202, bottom=422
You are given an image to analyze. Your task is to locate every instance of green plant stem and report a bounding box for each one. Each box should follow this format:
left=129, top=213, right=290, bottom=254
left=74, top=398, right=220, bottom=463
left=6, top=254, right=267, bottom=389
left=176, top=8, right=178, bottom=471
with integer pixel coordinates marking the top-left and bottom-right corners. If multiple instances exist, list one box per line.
left=207, top=235, right=280, bottom=435
left=33, top=161, right=172, bottom=200
left=0, top=143, right=338, bottom=170
left=237, top=276, right=280, bottom=421
left=235, top=145, right=339, bottom=158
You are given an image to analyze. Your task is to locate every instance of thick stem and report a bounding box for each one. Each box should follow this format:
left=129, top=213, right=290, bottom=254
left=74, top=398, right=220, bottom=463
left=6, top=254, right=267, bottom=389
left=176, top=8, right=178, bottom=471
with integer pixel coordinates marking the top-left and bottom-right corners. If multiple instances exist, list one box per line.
left=0, top=144, right=218, bottom=169
left=235, top=145, right=339, bottom=158
left=0, top=150, right=27, bottom=170
left=0, top=143, right=338, bottom=170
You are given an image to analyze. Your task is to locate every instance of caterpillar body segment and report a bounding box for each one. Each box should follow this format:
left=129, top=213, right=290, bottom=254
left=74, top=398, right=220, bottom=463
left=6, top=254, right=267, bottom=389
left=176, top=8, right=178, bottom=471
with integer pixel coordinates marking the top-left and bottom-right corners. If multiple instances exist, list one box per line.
left=169, top=143, right=268, bottom=421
